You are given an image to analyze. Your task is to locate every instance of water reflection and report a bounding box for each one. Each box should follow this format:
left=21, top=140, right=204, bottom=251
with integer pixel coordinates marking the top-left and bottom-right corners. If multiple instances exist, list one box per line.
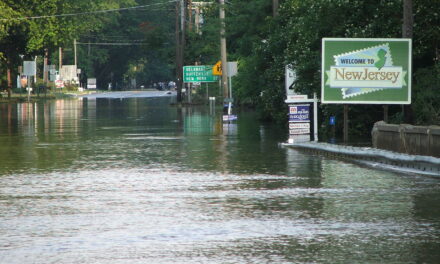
left=0, top=98, right=291, bottom=175
left=1, top=98, right=440, bottom=263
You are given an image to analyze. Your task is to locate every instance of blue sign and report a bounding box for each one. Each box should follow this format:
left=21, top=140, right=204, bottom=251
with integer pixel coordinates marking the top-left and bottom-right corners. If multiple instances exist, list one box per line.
left=289, top=104, right=310, bottom=122
left=329, top=116, right=336, bottom=125
left=223, top=115, right=238, bottom=122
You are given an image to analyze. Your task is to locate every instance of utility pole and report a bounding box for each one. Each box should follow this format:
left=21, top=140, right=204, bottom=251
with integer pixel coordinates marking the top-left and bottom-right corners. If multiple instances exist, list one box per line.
left=43, top=49, right=49, bottom=84
left=6, top=58, right=12, bottom=98
left=402, top=0, right=413, bottom=123
left=59, top=47, right=63, bottom=73
left=219, top=0, right=229, bottom=99
left=74, top=39, right=77, bottom=68
left=175, top=0, right=186, bottom=103
left=273, top=0, right=279, bottom=17
left=34, top=56, right=37, bottom=84
left=403, top=0, right=413, bottom=39
left=188, top=0, right=193, bottom=32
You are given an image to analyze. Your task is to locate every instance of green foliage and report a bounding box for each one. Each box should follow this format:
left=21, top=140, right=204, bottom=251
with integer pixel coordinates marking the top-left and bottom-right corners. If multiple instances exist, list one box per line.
left=412, top=65, right=440, bottom=125
left=63, top=82, right=78, bottom=91
left=185, top=3, right=220, bottom=65
left=1, top=0, right=440, bottom=134
left=77, top=0, right=176, bottom=87
left=0, top=0, right=142, bottom=88
left=224, top=0, right=440, bottom=131
left=225, top=0, right=272, bottom=57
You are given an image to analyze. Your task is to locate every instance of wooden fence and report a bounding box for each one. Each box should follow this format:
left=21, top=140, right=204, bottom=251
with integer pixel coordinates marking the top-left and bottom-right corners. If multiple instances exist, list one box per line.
left=372, top=121, right=440, bottom=158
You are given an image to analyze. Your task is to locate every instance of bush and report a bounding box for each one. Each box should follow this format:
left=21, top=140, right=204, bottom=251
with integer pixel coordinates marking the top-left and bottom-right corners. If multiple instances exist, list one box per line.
left=64, top=83, right=79, bottom=92
left=412, top=65, right=440, bottom=125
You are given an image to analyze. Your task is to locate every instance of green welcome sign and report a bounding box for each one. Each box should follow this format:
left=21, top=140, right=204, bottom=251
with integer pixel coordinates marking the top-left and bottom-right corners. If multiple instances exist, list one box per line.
left=321, top=38, right=412, bottom=104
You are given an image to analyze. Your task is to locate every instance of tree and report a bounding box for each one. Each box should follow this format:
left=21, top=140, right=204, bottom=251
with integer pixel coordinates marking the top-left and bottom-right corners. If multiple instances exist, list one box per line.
left=0, top=0, right=139, bottom=92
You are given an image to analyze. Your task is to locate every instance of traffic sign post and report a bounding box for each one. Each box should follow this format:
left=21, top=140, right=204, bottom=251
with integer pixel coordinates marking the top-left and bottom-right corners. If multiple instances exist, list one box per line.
left=23, top=61, right=36, bottom=76
left=288, top=104, right=311, bottom=143
left=285, top=93, right=319, bottom=144
left=183, top=65, right=219, bottom=83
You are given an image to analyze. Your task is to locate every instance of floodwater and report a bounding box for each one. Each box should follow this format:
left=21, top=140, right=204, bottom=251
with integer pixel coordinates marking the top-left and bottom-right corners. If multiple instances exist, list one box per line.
left=0, top=96, right=440, bottom=263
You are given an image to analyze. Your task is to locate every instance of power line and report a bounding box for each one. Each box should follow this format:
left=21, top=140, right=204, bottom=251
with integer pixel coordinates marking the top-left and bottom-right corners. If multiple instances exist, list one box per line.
left=76, top=42, right=147, bottom=46
left=81, top=36, right=147, bottom=42
left=0, top=0, right=178, bottom=21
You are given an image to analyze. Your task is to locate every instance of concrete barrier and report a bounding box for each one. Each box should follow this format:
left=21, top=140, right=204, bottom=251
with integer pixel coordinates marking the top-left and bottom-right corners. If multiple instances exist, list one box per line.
left=372, top=121, right=440, bottom=158
left=282, top=142, right=440, bottom=177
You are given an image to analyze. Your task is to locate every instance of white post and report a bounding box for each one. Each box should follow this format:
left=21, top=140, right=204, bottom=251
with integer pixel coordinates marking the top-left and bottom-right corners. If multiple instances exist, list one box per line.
left=228, top=76, right=232, bottom=99
left=219, top=0, right=229, bottom=99
left=34, top=56, right=37, bottom=84
left=228, top=75, right=232, bottom=115
left=313, top=93, right=318, bottom=142
left=74, top=38, right=77, bottom=67
left=27, top=75, right=31, bottom=102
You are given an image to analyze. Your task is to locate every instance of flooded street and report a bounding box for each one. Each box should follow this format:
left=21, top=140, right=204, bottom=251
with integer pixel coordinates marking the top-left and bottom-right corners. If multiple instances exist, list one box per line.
left=1, top=96, right=440, bottom=263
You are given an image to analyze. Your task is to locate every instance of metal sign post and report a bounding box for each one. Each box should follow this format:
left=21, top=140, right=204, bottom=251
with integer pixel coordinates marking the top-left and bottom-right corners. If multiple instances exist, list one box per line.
left=23, top=61, right=36, bottom=102
left=225, top=61, right=238, bottom=121
left=284, top=64, right=319, bottom=143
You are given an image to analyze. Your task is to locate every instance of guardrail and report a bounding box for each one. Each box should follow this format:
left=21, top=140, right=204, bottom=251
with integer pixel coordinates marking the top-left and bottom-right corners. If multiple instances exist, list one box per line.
left=282, top=142, right=440, bottom=177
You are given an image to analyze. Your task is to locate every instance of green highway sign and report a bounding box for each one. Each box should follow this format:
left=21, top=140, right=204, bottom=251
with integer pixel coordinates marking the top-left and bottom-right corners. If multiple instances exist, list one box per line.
left=322, top=38, right=412, bottom=104
left=183, top=65, right=219, bottom=83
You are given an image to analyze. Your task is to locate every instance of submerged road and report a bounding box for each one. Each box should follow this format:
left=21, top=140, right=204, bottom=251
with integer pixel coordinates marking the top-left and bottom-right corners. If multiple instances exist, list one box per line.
left=1, top=96, right=440, bottom=263
left=80, top=90, right=176, bottom=99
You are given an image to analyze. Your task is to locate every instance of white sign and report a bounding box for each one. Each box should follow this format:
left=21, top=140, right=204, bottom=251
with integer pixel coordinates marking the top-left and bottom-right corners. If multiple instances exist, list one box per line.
left=60, top=65, right=77, bottom=82
left=223, top=114, right=238, bottom=122
left=23, top=61, right=36, bottom=76
left=285, top=65, right=297, bottom=97
left=289, top=123, right=310, bottom=129
left=286, top=94, right=308, bottom=102
left=227, top=61, right=238, bottom=77
left=288, top=134, right=310, bottom=144
left=55, top=79, right=64, bottom=89
left=289, top=122, right=310, bottom=135
left=87, top=78, right=97, bottom=89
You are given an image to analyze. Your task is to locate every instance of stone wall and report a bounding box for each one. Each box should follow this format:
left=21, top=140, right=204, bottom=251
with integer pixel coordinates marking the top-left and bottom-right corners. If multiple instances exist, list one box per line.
left=372, top=121, right=440, bottom=158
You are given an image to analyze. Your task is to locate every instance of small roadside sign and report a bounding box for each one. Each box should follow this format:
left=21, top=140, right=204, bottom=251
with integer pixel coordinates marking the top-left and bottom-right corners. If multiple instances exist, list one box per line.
left=329, top=116, right=336, bottom=125
left=289, top=104, right=310, bottom=122
left=223, top=115, right=237, bottom=122
left=289, top=122, right=310, bottom=135
left=55, top=79, right=64, bottom=89
left=227, top=61, right=237, bottom=77
left=87, top=78, right=97, bottom=89
left=285, top=65, right=296, bottom=95
left=212, top=61, right=222, bottom=76
left=23, top=61, right=36, bottom=76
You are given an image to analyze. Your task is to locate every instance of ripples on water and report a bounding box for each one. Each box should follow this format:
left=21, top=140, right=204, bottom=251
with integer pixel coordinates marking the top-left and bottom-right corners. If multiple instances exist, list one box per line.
left=1, top=98, right=440, bottom=263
